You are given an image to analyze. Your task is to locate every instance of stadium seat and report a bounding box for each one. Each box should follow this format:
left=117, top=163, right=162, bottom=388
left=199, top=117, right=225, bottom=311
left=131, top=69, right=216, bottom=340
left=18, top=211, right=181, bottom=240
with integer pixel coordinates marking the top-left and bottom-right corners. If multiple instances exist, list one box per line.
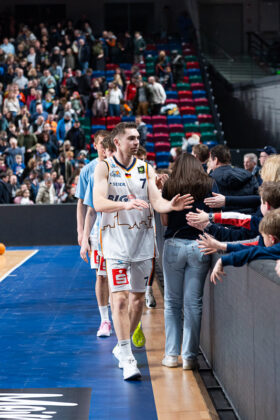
left=186, top=61, right=200, bottom=69
left=92, top=125, right=106, bottom=133
left=156, top=151, right=170, bottom=163
left=187, top=68, right=201, bottom=76
left=146, top=124, right=153, bottom=133
left=198, top=114, right=213, bottom=123
left=91, top=117, right=106, bottom=125
left=146, top=44, right=156, bottom=50
left=168, top=124, right=184, bottom=133
left=180, top=114, right=197, bottom=124
left=179, top=106, right=196, bottom=115
left=201, top=132, right=217, bottom=142
left=167, top=115, right=182, bottom=125
left=192, top=90, right=207, bottom=99
left=107, top=116, right=121, bottom=124
left=184, top=55, right=198, bottom=62
left=145, top=142, right=155, bottom=152
left=121, top=116, right=135, bottom=122
left=195, top=106, right=211, bottom=114
left=189, top=75, right=203, bottom=83
left=146, top=133, right=154, bottom=142
left=183, top=122, right=200, bottom=132
left=153, top=133, right=169, bottom=142
left=106, top=124, right=117, bottom=131
left=151, top=115, right=167, bottom=124
left=199, top=123, right=215, bottom=133
left=183, top=76, right=190, bottom=83
left=147, top=151, right=156, bottom=161
left=156, top=161, right=169, bottom=169
left=166, top=91, right=178, bottom=99
left=155, top=142, right=170, bottom=152
left=165, top=99, right=179, bottom=106
left=153, top=124, right=169, bottom=134
left=106, top=70, right=115, bottom=76
left=203, top=140, right=218, bottom=148
left=190, top=83, right=204, bottom=91
left=176, top=82, right=191, bottom=90
left=170, top=132, right=184, bottom=141
left=194, top=98, right=209, bottom=106
left=142, top=116, right=152, bottom=124
left=106, top=63, right=118, bottom=70
left=119, top=63, right=131, bottom=70
left=178, top=90, right=192, bottom=99
left=92, top=70, right=105, bottom=78
left=178, top=98, right=194, bottom=107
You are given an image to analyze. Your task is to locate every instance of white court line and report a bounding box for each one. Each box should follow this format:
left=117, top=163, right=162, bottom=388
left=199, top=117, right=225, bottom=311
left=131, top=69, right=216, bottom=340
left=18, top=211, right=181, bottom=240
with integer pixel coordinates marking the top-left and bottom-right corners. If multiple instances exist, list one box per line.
left=0, top=250, right=39, bottom=283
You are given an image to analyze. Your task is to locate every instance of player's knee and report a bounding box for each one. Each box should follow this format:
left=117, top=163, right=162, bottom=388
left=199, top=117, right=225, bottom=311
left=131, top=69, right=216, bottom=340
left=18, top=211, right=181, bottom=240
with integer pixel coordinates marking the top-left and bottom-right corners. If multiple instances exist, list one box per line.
left=113, top=293, right=128, bottom=312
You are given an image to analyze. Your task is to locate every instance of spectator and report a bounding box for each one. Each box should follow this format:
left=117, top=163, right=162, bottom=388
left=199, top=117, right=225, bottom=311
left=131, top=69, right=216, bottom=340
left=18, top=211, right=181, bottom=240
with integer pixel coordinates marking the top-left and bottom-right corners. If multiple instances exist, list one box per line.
left=107, top=82, right=123, bottom=116
left=53, top=152, right=73, bottom=183
left=77, top=38, right=90, bottom=71
left=134, top=31, right=146, bottom=64
left=4, top=137, right=24, bottom=167
left=13, top=67, right=28, bottom=90
left=65, top=48, right=76, bottom=70
left=17, top=124, right=37, bottom=163
left=36, top=173, right=56, bottom=204
left=133, top=76, right=150, bottom=115
left=148, top=76, right=167, bottom=115
left=9, top=174, right=18, bottom=200
left=66, top=119, right=86, bottom=152
left=155, top=50, right=169, bottom=82
left=208, top=145, right=259, bottom=209
left=0, top=38, right=15, bottom=55
left=91, top=40, right=105, bottom=70
left=125, top=77, right=137, bottom=108
left=31, top=103, right=48, bottom=123
left=170, top=50, right=184, bottom=83
left=92, top=91, right=108, bottom=117
left=12, top=154, right=25, bottom=181
left=192, top=143, right=209, bottom=172
left=3, top=89, right=21, bottom=116
left=258, top=145, right=277, bottom=167
left=243, top=152, right=261, bottom=184
left=56, top=112, right=74, bottom=143
left=135, top=115, right=147, bottom=146
left=20, top=188, right=34, bottom=204
left=0, top=172, right=11, bottom=203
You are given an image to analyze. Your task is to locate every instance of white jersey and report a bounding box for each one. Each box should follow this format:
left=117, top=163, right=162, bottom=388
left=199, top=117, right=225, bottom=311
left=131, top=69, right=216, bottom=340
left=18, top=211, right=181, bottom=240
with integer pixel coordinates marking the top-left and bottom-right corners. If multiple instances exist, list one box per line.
left=100, top=156, right=157, bottom=262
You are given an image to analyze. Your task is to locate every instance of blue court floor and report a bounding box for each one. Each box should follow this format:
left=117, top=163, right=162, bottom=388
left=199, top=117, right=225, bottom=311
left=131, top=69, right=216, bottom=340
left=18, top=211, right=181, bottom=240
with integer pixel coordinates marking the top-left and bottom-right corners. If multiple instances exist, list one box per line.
left=0, top=246, right=158, bottom=420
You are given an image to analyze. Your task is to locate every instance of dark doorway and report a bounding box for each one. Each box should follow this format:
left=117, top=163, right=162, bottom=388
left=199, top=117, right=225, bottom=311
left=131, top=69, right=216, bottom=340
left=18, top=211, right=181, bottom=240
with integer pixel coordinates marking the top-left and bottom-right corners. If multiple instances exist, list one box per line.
left=199, top=4, right=243, bottom=55
left=15, top=4, right=66, bottom=26
left=105, top=3, right=155, bottom=34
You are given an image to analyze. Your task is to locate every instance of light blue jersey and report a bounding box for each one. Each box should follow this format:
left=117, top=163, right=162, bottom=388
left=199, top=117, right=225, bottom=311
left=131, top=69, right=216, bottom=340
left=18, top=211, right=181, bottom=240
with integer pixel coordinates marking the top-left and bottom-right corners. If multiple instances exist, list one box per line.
left=75, top=158, right=99, bottom=200
left=84, top=170, right=101, bottom=241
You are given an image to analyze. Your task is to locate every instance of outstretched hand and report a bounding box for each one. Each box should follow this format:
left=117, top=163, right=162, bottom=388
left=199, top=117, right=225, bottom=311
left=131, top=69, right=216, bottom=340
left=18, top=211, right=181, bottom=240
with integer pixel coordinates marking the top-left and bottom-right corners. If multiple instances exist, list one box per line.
left=170, top=194, right=194, bottom=211
left=186, top=208, right=209, bottom=224
left=210, top=258, right=226, bottom=285
left=204, top=192, right=225, bottom=208
left=124, top=199, right=150, bottom=211
left=197, top=232, right=225, bottom=255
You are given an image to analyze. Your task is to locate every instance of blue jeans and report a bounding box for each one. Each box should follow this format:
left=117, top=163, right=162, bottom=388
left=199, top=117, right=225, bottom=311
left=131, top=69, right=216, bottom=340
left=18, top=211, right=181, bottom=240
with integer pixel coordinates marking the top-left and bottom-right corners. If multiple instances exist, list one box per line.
left=108, top=104, right=121, bottom=116
left=163, top=238, right=210, bottom=360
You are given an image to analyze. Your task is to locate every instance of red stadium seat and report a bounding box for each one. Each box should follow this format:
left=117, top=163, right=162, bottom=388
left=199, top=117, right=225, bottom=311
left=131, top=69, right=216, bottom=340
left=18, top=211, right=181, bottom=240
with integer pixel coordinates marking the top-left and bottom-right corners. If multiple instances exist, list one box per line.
left=165, top=99, right=179, bottom=106
left=178, top=98, right=194, bottom=107
left=183, top=76, right=190, bottom=83
left=186, top=61, right=200, bottom=69
left=155, top=142, right=170, bottom=152
left=151, top=115, right=167, bottom=124
left=92, top=117, right=106, bottom=125
left=147, top=152, right=156, bottom=161
left=153, top=124, right=169, bottom=134
left=185, top=132, right=201, bottom=139
left=178, top=90, right=192, bottom=99
left=194, top=98, right=209, bottom=106
left=198, top=114, right=213, bottom=123
left=106, top=63, right=118, bottom=70
left=153, top=133, right=169, bottom=142
left=190, top=83, right=204, bottom=91
left=168, top=124, right=184, bottom=133
left=146, top=44, right=156, bottom=50
left=142, top=116, right=152, bottom=124
left=107, top=116, right=121, bottom=124
left=179, top=106, right=196, bottom=115
left=106, top=124, right=116, bottom=131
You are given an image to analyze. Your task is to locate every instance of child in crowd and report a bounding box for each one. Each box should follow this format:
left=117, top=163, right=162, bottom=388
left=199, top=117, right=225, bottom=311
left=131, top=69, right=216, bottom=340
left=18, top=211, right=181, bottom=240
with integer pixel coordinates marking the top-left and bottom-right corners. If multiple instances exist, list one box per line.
left=209, top=209, right=280, bottom=284
left=12, top=154, right=25, bottom=181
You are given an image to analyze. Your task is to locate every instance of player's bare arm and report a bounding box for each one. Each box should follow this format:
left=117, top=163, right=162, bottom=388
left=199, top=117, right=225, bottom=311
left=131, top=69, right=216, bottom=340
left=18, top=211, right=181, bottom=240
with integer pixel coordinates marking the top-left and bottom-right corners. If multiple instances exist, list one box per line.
left=77, top=199, right=87, bottom=245
left=80, top=206, right=97, bottom=263
left=93, top=161, right=149, bottom=212
left=147, top=165, right=194, bottom=213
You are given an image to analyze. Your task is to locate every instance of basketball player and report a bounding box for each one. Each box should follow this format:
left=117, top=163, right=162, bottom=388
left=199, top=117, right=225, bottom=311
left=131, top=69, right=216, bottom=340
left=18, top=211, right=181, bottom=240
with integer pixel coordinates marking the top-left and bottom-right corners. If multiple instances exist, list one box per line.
left=93, top=122, right=194, bottom=380
left=75, top=130, right=112, bottom=337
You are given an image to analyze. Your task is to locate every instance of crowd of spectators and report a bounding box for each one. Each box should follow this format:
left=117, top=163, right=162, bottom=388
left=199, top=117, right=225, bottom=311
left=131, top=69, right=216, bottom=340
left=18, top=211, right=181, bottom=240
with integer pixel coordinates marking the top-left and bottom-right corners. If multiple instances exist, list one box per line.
left=0, top=20, right=186, bottom=204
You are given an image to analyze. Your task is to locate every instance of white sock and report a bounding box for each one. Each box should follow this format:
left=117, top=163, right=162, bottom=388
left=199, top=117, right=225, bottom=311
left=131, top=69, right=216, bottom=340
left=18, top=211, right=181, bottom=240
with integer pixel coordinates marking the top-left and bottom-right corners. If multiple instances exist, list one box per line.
left=118, top=339, right=133, bottom=359
left=146, top=285, right=152, bottom=294
left=99, top=305, right=109, bottom=322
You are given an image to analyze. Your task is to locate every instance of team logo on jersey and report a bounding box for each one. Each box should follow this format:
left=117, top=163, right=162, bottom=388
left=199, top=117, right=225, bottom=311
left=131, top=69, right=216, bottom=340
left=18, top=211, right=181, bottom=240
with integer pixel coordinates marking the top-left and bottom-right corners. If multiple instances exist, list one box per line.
left=112, top=268, right=129, bottom=286
left=93, top=250, right=99, bottom=265
left=111, top=171, right=121, bottom=177
left=110, top=182, right=126, bottom=187
left=108, top=194, right=136, bottom=201
left=138, top=166, right=145, bottom=174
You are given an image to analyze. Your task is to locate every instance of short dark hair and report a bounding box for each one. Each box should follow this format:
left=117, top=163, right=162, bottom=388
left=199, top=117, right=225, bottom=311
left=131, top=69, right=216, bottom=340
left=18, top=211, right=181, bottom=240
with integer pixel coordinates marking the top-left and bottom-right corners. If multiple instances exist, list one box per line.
left=111, top=122, right=138, bottom=138
left=0, top=171, right=8, bottom=179
left=192, top=144, right=209, bottom=163
left=136, top=145, right=147, bottom=159
left=259, top=182, right=280, bottom=209
left=210, top=145, right=231, bottom=164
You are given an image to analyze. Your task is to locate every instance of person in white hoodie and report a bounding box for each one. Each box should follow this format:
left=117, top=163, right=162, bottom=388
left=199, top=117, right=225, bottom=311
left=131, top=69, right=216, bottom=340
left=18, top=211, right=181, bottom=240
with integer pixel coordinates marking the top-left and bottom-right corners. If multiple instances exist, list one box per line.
left=107, top=82, right=123, bottom=116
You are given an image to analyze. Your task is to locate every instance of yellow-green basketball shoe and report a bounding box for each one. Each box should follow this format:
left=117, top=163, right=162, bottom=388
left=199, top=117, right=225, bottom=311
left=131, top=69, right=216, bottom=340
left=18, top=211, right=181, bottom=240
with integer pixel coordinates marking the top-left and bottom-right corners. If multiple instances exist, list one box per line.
left=132, top=322, right=146, bottom=348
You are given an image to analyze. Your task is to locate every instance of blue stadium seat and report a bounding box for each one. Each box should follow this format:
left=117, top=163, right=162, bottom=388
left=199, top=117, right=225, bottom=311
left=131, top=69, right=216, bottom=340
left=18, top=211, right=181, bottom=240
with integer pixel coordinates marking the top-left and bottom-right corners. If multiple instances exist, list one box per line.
left=181, top=115, right=198, bottom=123
left=187, top=68, right=201, bottom=76
left=156, top=161, right=169, bottom=169
left=106, top=70, right=115, bottom=76
left=167, top=115, right=182, bottom=125
left=121, top=116, right=135, bottom=122
left=145, top=142, right=155, bottom=152
left=166, top=91, right=178, bottom=99
left=92, top=70, right=105, bottom=78
left=119, top=63, right=131, bottom=70
left=146, top=124, right=153, bottom=134
left=106, top=77, right=114, bottom=83
left=91, top=125, right=106, bottom=133
left=156, top=151, right=170, bottom=162
left=192, top=90, right=207, bottom=99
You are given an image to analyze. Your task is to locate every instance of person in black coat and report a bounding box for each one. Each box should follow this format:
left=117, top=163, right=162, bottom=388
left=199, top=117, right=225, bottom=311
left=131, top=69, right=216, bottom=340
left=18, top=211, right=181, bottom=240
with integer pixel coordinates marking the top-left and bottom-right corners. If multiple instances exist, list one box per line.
left=208, top=145, right=259, bottom=213
left=0, top=172, right=11, bottom=203
left=66, top=120, right=86, bottom=152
